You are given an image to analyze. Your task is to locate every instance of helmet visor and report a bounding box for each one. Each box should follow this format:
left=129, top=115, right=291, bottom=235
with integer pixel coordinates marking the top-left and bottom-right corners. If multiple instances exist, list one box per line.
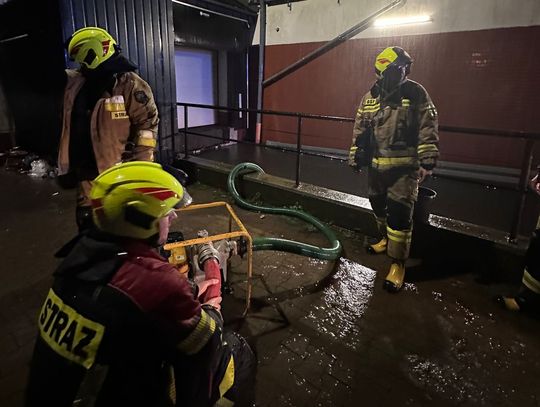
left=175, top=189, right=193, bottom=208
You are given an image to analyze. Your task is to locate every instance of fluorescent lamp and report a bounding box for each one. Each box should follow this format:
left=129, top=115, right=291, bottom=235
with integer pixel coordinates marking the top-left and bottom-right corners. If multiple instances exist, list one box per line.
left=374, top=15, right=432, bottom=28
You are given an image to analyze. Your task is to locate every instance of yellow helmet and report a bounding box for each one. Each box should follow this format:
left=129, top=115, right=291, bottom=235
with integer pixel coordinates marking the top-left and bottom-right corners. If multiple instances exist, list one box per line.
left=90, top=162, right=189, bottom=239
left=374, top=46, right=413, bottom=77
left=67, top=27, right=117, bottom=69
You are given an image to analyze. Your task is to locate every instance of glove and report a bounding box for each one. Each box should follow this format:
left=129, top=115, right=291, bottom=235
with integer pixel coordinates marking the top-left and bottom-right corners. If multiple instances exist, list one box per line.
left=348, top=131, right=372, bottom=170
left=348, top=147, right=365, bottom=172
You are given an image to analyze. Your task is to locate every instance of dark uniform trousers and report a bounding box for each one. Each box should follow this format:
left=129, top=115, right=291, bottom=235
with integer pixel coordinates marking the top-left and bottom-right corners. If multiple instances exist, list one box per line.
left=368, top=166, right=419, bottom=261
left=521, top=215, right=540, bottom=303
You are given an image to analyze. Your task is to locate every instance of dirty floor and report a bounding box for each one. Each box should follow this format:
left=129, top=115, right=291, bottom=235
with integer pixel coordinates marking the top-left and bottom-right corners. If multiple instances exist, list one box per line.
left=1, top=169, right=539, bottom=406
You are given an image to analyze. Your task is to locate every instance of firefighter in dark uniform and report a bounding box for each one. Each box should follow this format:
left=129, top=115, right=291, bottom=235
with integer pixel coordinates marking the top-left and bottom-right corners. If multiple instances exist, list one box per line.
left=497, top=168, right=540, bottom=314
left=349, top=46, right=439, bottom=292
left=25, top=162, right=256, bottom=407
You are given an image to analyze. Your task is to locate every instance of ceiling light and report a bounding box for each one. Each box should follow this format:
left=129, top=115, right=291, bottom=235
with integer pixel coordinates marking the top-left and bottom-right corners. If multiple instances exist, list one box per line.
left=374, top=15, right=432, bottom=28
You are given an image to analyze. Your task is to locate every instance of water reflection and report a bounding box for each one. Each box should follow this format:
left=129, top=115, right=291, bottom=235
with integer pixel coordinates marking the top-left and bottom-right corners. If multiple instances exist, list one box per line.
left=405, top=354, right=480, bottom=404
left=302, top=258, right=376, bottom=350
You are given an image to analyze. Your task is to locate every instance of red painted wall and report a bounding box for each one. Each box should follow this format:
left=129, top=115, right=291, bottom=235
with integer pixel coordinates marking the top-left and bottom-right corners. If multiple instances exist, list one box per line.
left=262, top=26, right=540, bottom=168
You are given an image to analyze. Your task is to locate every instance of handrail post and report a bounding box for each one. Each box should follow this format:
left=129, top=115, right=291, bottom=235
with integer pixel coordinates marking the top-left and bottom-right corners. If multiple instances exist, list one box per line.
left=295, top=115, right=302, bottom=187
left=183, top=105, right=189, bottom=159
left=509, top=139, right=535, bottom=243
left=169, top=103, right=176, bottom=162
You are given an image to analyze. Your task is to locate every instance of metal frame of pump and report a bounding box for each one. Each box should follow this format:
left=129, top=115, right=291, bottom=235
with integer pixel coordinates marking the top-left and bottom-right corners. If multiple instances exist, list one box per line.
left=163, top=201, right=254, bottom=316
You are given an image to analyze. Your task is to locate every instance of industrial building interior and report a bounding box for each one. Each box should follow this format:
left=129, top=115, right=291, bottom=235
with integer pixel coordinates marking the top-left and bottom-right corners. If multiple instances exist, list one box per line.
left=0, top=0, right=539, bottom=406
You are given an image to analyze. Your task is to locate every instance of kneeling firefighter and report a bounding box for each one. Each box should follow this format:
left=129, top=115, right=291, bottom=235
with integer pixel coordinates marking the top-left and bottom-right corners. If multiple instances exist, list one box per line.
left=348, top=46, right=439, bottom=292
left=25, top=161, right=256, bottom=407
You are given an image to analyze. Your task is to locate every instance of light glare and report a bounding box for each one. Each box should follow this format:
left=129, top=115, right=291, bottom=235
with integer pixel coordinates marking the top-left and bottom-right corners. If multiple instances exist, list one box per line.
left=374, top=15, right=432, bottom=28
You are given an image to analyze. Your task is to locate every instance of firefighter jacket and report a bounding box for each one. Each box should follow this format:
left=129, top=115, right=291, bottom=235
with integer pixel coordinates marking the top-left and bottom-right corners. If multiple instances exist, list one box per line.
left=349, top=79, right=439, bottom=171
left=25, top=232, right=229, bottom=407
left=57, top=69, right=159, bottom=178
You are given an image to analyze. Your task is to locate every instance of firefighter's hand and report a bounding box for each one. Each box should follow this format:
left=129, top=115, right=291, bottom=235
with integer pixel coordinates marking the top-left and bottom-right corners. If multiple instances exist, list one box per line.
left=418, top=168, right=433, bottom=183
left=204, top=296, right=222, bottom=311
left=197, top=279, right=219, bottom=297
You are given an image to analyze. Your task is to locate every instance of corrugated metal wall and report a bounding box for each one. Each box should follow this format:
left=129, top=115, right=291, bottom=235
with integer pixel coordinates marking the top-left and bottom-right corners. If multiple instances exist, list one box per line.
left=58, top=0, right=177, bottom=162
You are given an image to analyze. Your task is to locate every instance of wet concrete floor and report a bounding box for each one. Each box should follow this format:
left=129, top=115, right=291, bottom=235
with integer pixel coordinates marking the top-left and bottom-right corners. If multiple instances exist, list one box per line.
left=1, top=169, right=539, bottom=406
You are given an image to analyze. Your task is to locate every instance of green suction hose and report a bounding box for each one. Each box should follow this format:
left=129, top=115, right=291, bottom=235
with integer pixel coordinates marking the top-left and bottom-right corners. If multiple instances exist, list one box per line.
left=227, top=162, right=342, bottom=261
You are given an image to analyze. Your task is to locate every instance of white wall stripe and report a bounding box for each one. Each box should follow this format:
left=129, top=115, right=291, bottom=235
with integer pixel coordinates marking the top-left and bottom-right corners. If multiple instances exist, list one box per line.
left=253, top=0, right=540, bottom=46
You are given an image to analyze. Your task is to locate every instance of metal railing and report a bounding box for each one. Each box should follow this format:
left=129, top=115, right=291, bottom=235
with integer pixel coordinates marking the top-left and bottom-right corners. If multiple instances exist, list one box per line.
left=172, top=102, right=539, bottom=243
left=174, top=102, right=354, bottom=187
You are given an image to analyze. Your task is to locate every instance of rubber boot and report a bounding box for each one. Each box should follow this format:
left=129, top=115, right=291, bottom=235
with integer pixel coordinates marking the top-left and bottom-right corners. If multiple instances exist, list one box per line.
left=495, top=296, right=523, bottom=312
left=495, top=293, right=540, bottom=315
left=367, top=237, right=387, bottom=254
left=384, top=262, right=405, bottom=293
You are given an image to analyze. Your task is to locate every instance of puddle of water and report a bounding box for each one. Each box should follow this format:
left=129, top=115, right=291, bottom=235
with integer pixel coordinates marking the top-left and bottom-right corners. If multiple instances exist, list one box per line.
left=432, top=291, right=443, bottom=301
left=302, top=258, right=376, bottom=350
left=430, top=297, right=536, bottom=404
left=403, top=282, right=418, bottom=293
left=455, top=301, right=480, bottom=326
left=405, top=354, right=481, bottom=404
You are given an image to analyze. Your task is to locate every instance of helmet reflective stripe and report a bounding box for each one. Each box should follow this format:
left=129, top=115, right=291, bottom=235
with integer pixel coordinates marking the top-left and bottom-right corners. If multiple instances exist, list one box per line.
left=134, top=188, right=180, bottom=202
left=90, top=187, right=179, bottom=207
left=375, top=47, right=399, bottom=74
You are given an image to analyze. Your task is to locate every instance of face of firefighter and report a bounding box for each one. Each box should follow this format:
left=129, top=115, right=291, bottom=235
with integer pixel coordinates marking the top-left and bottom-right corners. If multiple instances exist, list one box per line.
left=158, top=210, right=178, bottom=245
left=381, top=64, right=408, bottom=90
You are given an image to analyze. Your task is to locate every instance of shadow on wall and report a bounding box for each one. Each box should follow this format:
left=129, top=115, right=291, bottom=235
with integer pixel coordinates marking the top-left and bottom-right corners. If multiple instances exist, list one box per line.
left=0, top=0, right=65, bottom=159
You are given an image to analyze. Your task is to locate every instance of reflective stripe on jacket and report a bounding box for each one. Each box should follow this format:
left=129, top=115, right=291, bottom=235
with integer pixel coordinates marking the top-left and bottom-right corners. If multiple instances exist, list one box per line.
left=58, top=69, right=159, bottom=176
left=350, top=79, right=439, bottom=171
left=26, top=235, right=225, bottom=407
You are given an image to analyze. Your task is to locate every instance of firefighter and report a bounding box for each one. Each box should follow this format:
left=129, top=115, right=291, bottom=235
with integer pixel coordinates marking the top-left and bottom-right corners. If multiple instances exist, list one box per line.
left=25, top=162, right=256, bottom=407
left=57, top=27, right=159, bottom=231
left=349, top=46, right=439, bottom=292
left=497, top=169, right=540, bottom=314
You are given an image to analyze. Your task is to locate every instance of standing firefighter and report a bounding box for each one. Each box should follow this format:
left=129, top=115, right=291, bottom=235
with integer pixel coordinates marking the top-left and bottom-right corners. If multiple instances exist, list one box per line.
left=58, top=27, right=159, bottom=231
left=349, top=46, right=439, bottom=292
left=497, top=168, right=540, bottom=314
left=25, top=162, right=256, bottom=407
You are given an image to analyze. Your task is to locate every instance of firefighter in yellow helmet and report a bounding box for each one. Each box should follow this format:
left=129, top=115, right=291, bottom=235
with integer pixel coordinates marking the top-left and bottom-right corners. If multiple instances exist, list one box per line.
left=58, top=27, right=159, bottom=231
left=26, top=162, right=256, bottom=407
left=349, top=46, right=439, bottom=292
